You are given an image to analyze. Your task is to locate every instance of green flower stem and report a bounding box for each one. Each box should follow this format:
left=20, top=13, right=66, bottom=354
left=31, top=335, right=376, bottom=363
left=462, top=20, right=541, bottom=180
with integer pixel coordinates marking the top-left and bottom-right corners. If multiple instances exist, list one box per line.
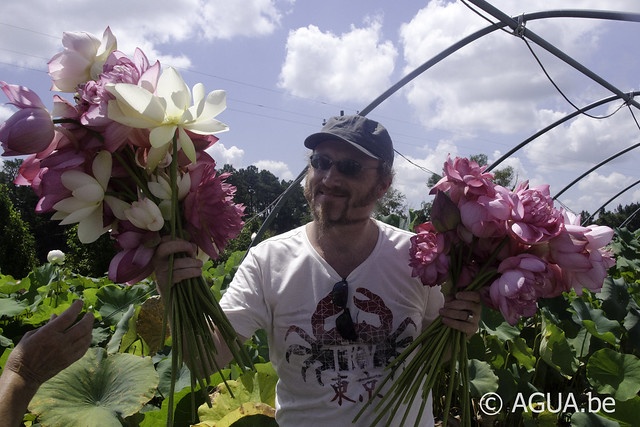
left=361, top=237, right=509, bottom=426
left=162, top=136, right=253, bottom=426
left=112, top=149, right=156, bottom=203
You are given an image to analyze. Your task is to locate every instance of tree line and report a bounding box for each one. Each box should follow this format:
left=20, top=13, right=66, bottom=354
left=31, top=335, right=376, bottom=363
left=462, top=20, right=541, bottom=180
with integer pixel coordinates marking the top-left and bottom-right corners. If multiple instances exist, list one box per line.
left=1, top=157, right=637, bottom=279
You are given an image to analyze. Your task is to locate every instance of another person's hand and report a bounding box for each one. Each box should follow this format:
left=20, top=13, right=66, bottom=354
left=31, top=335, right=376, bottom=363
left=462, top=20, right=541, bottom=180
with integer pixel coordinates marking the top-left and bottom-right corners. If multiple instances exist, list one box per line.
left=4, top=299, right=94, bottom=386
left=153, top=237, right=204, bottom=298
left=0, top=299, right=93, bottom=427
left=439, top=291, right=481, bottom=337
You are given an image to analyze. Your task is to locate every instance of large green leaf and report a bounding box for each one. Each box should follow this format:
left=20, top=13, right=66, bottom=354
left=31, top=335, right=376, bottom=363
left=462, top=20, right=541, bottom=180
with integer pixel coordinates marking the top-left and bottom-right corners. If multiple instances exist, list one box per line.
left=0, top=297, right=27, bottom=317
left=571, top=412, right=621, bottom=427
left=539, top=315, right=578, bottom=377
left=468, top=359, right=499, bottom=397
left=29, top=347, right=158, bottom=427
left=599, top=395, right=640, bottom=427
left=96, top=284, right=151, bottom=325
left=0, top=274, right=30, bottom=294
left=480, top=306, right=520, bottom=341
left=600, top=277, right=631, bottom=322
left=571, top=299, right=622, bottom=345
left=586, top=348, right=640, bottom=401
left=509, top=337, right=536, bottom=371
left=198, top=363, right=277, bottom=424
left=623, top=306, right=640, bottom=354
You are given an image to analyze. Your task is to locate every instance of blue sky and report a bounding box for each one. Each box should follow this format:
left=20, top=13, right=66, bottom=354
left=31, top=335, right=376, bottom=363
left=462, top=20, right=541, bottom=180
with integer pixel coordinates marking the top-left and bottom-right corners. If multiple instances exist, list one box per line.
left=2, top=0, right=640, bottom=217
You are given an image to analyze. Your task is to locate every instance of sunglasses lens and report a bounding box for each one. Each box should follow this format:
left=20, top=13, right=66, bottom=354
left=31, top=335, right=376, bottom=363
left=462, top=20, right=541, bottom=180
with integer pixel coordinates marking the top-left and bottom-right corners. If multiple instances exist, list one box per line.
left=336, top=309, right=358, bottom=341
left=310, top=154, right=331, bottom=170
left=336, top=159, right=362, bottom=176
left=309, top=154, right=363, bottom=177
left=332, top=280, right=349, bottom=307
left=332, top=280, right=358, bottom=341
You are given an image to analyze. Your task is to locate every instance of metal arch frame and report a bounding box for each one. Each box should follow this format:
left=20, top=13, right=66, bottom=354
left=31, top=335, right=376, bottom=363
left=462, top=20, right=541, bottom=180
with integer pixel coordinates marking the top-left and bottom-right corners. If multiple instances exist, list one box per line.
left=250, top=4, right=640, bottom=247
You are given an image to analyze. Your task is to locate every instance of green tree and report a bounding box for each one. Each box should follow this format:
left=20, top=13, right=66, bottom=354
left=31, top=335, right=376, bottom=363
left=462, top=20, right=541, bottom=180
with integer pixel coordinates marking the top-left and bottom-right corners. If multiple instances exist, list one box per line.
left=223, top=164, right=310, bottom=237
left=64, top=227, right=117, bottom=277
left=0, top=184, right=37, bottom=277
left=374, top=186, right=407, bottom=218
left=1, top=159, right=69, bottom=263
left=593, top=203, right=640, bottom=232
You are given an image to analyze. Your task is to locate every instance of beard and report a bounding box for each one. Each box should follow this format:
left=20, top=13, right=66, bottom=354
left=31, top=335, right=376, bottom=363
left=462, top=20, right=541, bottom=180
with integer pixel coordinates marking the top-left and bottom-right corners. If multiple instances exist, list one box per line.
left=304, top=177, right=380, bottom=228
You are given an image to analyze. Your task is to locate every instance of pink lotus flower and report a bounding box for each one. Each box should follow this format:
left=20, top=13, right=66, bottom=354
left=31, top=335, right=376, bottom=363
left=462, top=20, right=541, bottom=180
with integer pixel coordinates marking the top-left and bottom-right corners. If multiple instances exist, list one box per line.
left=183, top=163, right=244, bottom=260
left=509, top=182, right=563, bottom=244
left=75, top=48, right=161, bottom=152
left=409, top=222, right=450, bottom=286
left=108, top=221, right=161, bottom=284
left=430, top=155, right=496, bottom=204
left=551, top=219, right=615, bottom=294
left=48, top=27, right=117, bottom=92
left=458, top=186, right=511, bottom=239
left=0, top=82, right=55, bottom=156
left=489, top=254, right=548, bottom=325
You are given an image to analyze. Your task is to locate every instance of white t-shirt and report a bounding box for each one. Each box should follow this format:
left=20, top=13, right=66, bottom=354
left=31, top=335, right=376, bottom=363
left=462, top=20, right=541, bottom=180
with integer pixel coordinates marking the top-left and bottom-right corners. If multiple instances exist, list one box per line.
left=220, top=220, right=444, bottom=426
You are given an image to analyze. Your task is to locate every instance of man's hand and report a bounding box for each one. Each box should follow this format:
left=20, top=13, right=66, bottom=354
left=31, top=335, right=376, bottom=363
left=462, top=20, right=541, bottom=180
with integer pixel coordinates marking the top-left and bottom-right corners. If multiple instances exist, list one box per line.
left=439, top=291, right=481, bottom=337
left=153, top=237, right=204, bottom=298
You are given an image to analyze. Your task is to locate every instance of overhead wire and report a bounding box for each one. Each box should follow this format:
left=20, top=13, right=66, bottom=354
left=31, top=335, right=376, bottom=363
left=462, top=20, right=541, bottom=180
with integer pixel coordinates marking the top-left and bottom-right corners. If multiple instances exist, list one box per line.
left=459, top=0, right=640, bottom=216
left=2, top=13, right=639, bottom=218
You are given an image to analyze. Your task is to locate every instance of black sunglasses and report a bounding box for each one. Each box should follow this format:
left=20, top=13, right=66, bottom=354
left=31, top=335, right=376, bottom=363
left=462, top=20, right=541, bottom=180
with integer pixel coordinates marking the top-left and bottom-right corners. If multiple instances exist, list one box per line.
left=310, top=153, right=378, bottom=177
left=332, top=280, right=358, bottom=341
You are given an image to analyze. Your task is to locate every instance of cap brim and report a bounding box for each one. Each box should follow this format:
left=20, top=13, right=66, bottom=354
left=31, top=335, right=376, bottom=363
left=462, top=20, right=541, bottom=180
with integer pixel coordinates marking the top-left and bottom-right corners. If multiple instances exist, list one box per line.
left=304, top=132, right=379, bottom=159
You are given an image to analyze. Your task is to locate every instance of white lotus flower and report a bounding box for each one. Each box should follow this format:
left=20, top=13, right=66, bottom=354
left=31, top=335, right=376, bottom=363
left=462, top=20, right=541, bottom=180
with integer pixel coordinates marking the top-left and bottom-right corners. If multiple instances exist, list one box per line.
left=47, top=250, right=66, bottom=265
left=148, top=172, right=191, bottom=218
left=105, top=67, right=228, bottom=168
left=125, top=198, right=165, bottom=231
left=51, top=150, right=128, bottom=243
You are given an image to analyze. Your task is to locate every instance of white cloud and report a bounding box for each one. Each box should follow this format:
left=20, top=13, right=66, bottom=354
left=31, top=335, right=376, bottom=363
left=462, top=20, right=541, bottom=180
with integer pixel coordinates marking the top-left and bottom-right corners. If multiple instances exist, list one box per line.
left=197, top=0, right=287, bottom=40
left=573, top=171, right=638, bottom=214
left=524, top=106, right=640, bottom=173
left=278, top=18, right=398, bottom=103
left=398, top=0, right=640, bottom=135
left=207, top=142, right=245, bottom=167
left=392, top=139, right=460, bottom=209
left=254, top=159, right=294, bottom=181
left=0, top=0, right=288, bottom=70
left=0, top=105, right=13, bottom=122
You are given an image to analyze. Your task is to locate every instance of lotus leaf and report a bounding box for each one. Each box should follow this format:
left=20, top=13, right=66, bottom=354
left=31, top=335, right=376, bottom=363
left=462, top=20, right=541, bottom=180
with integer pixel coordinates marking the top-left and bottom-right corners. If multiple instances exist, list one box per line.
left=29, top=347, right=158, bottom=426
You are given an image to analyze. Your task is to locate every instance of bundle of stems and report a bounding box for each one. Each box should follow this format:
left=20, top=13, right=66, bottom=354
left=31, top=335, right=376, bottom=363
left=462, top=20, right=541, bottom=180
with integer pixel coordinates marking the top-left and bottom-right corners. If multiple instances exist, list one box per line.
left=356, top=239, right=505, bottom=427
left=355, top=317, right=471, bottom=427
left=163, top=138, right=254, bottom=426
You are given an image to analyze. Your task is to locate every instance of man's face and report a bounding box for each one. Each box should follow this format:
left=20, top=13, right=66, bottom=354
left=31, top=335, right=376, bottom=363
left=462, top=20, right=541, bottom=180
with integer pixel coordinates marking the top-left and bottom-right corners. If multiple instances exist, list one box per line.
left=304, top=140, right=389, bottom=228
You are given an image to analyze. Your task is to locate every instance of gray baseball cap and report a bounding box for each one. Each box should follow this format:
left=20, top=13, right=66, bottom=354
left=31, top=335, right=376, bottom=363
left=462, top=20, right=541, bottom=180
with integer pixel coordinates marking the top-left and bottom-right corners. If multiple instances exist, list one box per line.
left=304, top=115, right=394, bottom=166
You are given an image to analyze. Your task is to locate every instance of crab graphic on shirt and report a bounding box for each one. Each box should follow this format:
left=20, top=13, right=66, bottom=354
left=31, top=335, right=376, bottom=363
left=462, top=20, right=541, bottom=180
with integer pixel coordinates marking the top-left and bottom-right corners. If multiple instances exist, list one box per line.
left=285, top=287, right=416, bottom=402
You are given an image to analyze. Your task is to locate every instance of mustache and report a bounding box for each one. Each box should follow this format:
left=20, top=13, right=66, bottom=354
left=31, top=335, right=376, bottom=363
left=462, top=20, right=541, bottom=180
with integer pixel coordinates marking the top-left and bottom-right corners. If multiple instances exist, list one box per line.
left=315, top=185, right=350, bottom=198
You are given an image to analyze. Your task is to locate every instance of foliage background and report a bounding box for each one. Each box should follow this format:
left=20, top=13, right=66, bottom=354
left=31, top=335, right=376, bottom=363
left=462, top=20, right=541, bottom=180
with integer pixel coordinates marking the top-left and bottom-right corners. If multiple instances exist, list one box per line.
left=1, top=159, right=639, bottom=426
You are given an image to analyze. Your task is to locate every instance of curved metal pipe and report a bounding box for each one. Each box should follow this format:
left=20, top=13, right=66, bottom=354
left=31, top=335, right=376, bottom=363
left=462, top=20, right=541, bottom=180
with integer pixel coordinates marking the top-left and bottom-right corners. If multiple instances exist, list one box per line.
left=583, top=179, right=640, bottom=225
left=360, top=8, right=640, bottom=116
left=486, top=94, right=626, bottom=172
left=251, top=8, right=640, bottom=248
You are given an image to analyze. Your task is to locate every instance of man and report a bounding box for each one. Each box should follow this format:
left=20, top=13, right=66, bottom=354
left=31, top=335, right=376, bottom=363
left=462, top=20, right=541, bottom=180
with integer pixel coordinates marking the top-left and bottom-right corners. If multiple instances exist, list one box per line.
left=155, top=114, right=481, bottom=426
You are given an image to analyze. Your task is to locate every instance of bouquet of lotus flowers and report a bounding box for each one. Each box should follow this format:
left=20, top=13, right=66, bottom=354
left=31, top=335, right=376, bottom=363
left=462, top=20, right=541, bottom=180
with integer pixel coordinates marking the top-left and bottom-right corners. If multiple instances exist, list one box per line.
left=0, top=27, right=253, bottom=425
left=359, top=156, right=616, bottom=426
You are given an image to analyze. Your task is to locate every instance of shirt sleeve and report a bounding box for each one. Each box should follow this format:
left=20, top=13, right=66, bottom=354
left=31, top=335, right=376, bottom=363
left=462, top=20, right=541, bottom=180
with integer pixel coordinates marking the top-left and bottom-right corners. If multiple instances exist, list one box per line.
left=219, top=249, right=270, bottom=340
left=422, top=285, right=445, bottom=328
